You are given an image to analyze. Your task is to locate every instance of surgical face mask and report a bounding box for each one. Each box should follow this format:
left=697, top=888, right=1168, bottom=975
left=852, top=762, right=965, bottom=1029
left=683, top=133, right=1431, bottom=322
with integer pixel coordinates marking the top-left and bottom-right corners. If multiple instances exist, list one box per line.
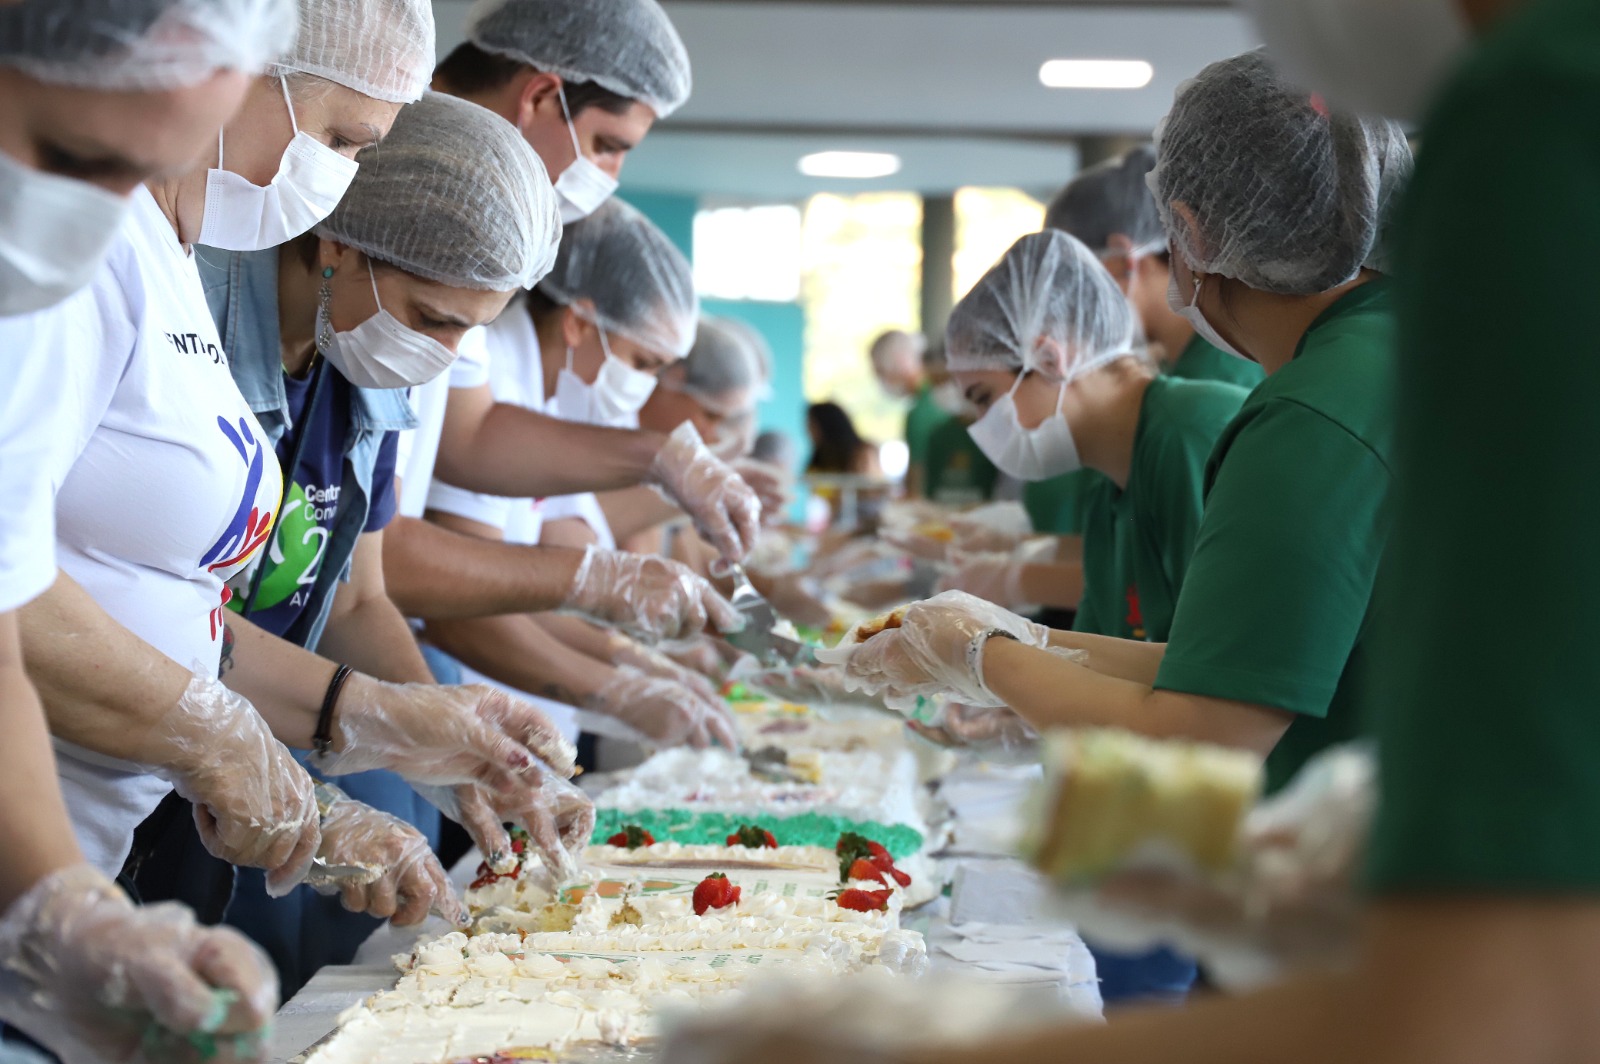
left=1168, top=268, right=1251, bottom=363
left=967, top=377, right=1081, bottom=481
left=198, top=77, right=359, bottom=251
left=0, top=150, right=130, bottom=316
left=319, top=261, right=456, bottom=389
left=554, top=87, right=619, bottom=225
left=1246, top=0, right=1470, bottom=124
left=554, top=330, right=658, bottom=426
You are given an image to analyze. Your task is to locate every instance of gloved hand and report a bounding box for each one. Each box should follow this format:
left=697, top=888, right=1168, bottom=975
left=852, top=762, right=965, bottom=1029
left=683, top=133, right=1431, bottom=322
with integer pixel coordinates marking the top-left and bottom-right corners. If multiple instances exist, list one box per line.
left=742, top=663, right=854, bottom=705
left=586, top=666, right=740, bottom=751
left=607, top=632, right=723, bottom=703
left=732, top=457, right=794, bottom=523
left=316, top=677, right=577, bottom=788
left=308, top=788, right=465, bottom=928
left=884, top=504, right=1035, bottom=563
left=908, top=703, right=1038, bottom=751
left=842, top=590, right=1055, bottom=711
left=936, top=549, right=1031, bottom=610
left=663, top=635, right=729, bottom=678
left=421, top=768, right=596, bottom=883
left=152, top=671, right=320, bottom=896
left=563, top=545, right=743, bottom=642
left=0, top=864, right=277, bottom=1064
left=648, top=422, right=763, bottom=562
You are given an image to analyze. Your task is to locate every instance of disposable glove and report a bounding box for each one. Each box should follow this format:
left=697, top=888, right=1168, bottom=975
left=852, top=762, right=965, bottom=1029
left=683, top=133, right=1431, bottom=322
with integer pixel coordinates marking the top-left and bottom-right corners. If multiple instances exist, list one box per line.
left=607, top=632, right=723, bottom=703
left=563, top=544, right=743, bottom=642
left=936, top=549, right=1031, bottom=610
left=421, top=768, right=595, bottom=883
left=586, top=666, right=740, bottom=751
left=839, top=591, right=1057, bottom=711
left=662, top=636, right=728, bottom=678
left=153, top=671, right=320, bottom=896
left=741, top=663, right=854, bottom=706
left=307, top=788, right=465, bottom=928
left=731, top=457, right=793, bottom=522
left=315, top=677, right=577, bottom=788
left=648, top=422, right=763, bottom=562
left=0, top=864, right=277, bottom=1064
left=907, top=703, right=1038, bottom=752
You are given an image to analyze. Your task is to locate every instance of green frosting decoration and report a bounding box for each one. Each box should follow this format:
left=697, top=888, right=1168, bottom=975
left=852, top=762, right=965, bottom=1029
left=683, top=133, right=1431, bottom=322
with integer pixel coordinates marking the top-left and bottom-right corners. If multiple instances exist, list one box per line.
left=592, top=808, right=924, bottom=860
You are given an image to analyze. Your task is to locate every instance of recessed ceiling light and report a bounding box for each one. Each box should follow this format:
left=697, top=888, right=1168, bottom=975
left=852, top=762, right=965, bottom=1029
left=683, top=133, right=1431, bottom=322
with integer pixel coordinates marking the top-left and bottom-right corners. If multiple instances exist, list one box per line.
left=798, top=151, right=902, bottom=179
left=1039, top=59, right=1154, bottom=90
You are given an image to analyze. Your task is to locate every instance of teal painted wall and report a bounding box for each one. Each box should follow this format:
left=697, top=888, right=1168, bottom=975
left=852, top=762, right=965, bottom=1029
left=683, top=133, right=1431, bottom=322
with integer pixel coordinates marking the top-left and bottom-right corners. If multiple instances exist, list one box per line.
left=619, top=192, right=810, bottom=477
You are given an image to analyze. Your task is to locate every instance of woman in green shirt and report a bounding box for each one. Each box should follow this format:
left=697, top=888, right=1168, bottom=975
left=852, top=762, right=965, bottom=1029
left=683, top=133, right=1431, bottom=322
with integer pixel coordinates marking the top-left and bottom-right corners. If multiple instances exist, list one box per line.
left=841, top=50, right=1412, bottom=797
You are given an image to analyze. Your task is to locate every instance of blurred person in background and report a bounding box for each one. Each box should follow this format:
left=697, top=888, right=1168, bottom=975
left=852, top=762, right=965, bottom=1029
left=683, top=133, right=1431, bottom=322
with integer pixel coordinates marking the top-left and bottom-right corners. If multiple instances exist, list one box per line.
left=868, top=328, right=943, bottom=496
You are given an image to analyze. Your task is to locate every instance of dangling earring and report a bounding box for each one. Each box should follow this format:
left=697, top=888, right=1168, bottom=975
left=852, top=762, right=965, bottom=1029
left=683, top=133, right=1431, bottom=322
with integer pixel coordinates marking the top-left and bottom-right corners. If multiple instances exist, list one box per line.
left=315, top=265, right=335, bottom=360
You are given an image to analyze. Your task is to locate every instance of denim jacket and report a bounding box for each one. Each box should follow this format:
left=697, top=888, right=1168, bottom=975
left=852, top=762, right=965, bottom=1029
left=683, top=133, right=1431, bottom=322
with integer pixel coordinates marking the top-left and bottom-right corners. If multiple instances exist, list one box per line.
left=198, top=247, right=417, bottom=652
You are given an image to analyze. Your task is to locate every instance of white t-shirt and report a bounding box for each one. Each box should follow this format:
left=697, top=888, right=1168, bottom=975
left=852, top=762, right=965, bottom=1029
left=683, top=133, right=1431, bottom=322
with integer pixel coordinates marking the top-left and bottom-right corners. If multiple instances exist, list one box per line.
left=0, top=311, right=66, bottom=611
left=41, top=189, right=283, bottom=874
left=396, top=328, right=491, bottom=520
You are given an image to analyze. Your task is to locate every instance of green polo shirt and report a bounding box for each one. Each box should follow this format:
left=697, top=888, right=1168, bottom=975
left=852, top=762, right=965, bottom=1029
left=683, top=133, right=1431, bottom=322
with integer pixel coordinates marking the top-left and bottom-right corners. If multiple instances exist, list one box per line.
left=1154, top=280, right=1396, bottom=795
left=1368, top=0, right=1600, bottom=891
left=923, top=416, right=998, bottom=506
left=904, top=381, right=945, bottom=480
left=1024, top=472, right=1091, bottom=536
left=1072, top=376, right=1248, bottom=644
left=1167, top=333, right=1266, bottom=391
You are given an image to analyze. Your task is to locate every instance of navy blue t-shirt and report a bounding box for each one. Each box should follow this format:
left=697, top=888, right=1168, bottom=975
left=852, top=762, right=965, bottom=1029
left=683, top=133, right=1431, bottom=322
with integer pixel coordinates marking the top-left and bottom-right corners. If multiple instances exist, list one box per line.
left=233, top=368, right=398, bottom=637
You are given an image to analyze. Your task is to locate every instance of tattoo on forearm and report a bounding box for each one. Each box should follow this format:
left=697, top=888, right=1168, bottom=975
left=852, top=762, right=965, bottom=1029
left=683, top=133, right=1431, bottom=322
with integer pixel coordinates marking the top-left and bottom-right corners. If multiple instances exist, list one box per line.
left=219, top=622, right=236, bottom=677
left=540, top=683, right=579, bottom=706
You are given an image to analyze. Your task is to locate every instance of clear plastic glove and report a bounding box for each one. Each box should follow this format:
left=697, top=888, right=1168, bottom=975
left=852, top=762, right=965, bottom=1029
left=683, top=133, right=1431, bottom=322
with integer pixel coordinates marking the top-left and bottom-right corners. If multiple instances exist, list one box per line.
left=936, top=549, right=1031, bottom=610
left=662, top=635, right=729, bottom=678
left=741, top=663, right=854, bottom=705
left=563, top=544, right=743, bottom=642
left=152, top=671, right=320, bottom=896
left=586, top=665, right=740, bottom=750
left=648, top=422, right=763, bottom=562
left=732, top=457, right=794, bottom=523
left=908, top=702, right=1038, bottom=752
left=307, top=789, right=465, bottom=928
left=0, top=864, right=277, bottom=1064
left=316, top=676, right=577, bottom=787
left=421, top=768, right=596, bottom=883
left=607, top=632, right=723, bottom=703
left=839, top=590, right=1056, bottom=711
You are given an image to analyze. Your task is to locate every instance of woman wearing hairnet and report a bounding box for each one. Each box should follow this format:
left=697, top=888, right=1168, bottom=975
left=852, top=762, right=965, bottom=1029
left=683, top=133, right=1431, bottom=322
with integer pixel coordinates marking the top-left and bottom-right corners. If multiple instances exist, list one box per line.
left=837, top=50, right=1411, bottom=800
left=425, top=203, right=739, bottom=752
left=0, top=3, right=298, bottom=1058
left=3, top=0, right=580, bottom=1000
left=115, top=91, right=593, bottom=998
left=934, top=226, right=1250, bottom=1004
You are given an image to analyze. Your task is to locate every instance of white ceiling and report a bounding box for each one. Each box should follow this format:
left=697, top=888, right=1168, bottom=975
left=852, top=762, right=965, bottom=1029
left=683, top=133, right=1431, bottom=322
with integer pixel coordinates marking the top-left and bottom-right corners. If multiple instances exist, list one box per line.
left=431, top=1, right=1259, bottom=200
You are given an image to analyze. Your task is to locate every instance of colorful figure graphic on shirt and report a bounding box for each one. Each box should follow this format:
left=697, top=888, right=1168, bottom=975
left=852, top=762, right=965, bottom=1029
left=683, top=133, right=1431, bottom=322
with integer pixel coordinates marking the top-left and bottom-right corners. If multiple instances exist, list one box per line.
left=202, top=415, right=278, bottom=578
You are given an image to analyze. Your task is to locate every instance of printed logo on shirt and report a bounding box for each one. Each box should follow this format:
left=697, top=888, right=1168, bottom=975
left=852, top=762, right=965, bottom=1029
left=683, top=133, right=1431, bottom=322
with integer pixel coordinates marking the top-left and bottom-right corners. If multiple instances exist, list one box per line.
left=232, top=478, right=335, bottom=617
left=164, top=330, right=226, bottom=366
left=1125, top=584, right=1146, bottom=641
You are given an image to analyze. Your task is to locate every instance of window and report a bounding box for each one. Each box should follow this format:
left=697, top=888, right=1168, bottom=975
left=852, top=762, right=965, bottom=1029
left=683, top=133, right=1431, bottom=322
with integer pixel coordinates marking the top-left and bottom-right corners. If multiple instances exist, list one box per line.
left=952, top=186, right=1047, bottom=301
left=693, top=204, right=803, bottom=303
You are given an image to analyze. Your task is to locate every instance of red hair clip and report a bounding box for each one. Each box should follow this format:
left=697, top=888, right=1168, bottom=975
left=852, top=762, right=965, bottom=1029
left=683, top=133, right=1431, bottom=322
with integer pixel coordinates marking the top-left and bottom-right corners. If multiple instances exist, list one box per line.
left=1309, top=92, right=1330, bottom=118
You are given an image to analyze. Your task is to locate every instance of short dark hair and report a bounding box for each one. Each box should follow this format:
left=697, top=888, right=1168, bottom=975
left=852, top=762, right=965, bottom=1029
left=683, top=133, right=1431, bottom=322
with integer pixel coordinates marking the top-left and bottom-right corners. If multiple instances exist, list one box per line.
left=434, top=42, right=638, bottom=117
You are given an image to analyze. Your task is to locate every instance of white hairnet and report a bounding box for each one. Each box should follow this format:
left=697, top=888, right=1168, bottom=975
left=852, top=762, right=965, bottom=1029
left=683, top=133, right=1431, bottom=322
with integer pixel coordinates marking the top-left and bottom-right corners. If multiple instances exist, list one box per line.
left=946, top=229, right=1136, bottom=382
left=316, top=93, right=560, bottom=291
left=465, top=0, right=691, bottom=117
left=0, top=0, right=297, bottom=90
left=1150, top=49, right=1412, bottom=295
left=1044, top=144, right=1164, bottom=253
left=272, top=0, right=435, bottom=103
left=538, top=198, right=698, bottom=358
left=677, top=316, right=761, bottom=404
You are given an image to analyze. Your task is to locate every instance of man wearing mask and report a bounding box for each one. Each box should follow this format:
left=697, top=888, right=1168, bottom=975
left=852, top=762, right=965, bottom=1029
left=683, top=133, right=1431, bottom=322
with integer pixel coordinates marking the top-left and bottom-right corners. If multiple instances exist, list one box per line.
left=869, top=330, right=944, bottom=497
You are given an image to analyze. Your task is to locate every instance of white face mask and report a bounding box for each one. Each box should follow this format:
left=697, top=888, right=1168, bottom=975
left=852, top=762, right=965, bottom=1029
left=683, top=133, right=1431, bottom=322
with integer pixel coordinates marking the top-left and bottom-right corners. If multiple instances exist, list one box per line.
left=553, top=87, right=619, bottom=225
left=1245, top=0, right=1470, bottom=124
left=967, top=378, right=1081, bottom=481
left=554, top=329, right=658, bottom=426
left=318, top=261, right=457, bottom=389
left=198, top=77, right=359, bottom=251
left=0, top=150, right=130, bottom=316
left=1168, top=268, right=1252, bottom=363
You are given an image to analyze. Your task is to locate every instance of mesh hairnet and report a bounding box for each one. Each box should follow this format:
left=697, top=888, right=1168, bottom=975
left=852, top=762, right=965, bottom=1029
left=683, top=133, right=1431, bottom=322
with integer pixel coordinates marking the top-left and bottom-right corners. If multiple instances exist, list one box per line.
left=1044, top=144, right=1164, bottom=253
left=678, top=316, right=761, bottom=403
left=0, top=0, right=297, bottom=90
left=465, top=0, right=691, bottom=117
left=718, top=316, right=775, bottom=400
left=1364, top=121, right=1414, bottom=274
left=316, top=92, right=561, bottom=291
left=946, top=230, right=1137, bottom=382
left=1149, top=49, right=1412, bottom=295
left=538, top=198, right=698, bottom=357
left=271, top=0, right=435, bottom=103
